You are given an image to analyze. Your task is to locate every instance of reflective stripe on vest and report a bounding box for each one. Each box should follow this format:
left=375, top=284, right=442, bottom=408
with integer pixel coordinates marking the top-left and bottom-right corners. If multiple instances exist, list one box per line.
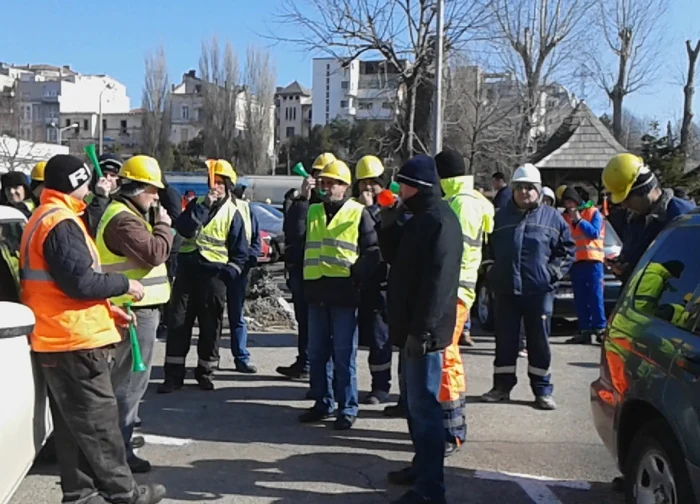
left=565, top=207, right=605, bottom=262
left=235, top=199, right=253, bottom=245
left=95, top=201, right=171, bottom=307
left=179, top=197, right=238, bottom=263
left=303, top=199, right=363, bottom=280
left=446, top=190, right=483, bottom=307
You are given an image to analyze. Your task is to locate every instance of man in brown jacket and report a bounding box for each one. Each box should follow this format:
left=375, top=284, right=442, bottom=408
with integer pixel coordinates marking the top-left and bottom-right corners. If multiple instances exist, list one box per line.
left=95, top=155, right=173, bottom=474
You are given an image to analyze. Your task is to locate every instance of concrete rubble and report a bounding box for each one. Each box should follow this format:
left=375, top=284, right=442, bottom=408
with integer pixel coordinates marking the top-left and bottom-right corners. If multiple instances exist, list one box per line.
left=243, top=267, right=296, bottom=331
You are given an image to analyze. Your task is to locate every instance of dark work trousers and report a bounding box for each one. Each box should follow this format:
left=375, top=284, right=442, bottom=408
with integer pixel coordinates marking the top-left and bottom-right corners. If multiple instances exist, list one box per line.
left=36, top=348, right=137, bottom=504
left=164, top=263, right=226, bottom=382
left=158, top=235, right=181, bottom=339
left=358, top=290, right=391, bottom=393
left=287, top=266, right=309, bottom=371
left=493, top=292, right=554, bottom=397
left=570, top=260, right=606, bottom=332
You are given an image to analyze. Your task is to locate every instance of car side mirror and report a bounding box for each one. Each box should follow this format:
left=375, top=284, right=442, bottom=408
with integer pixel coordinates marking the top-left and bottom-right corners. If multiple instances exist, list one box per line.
left=0, top=301, right=35, bottom=339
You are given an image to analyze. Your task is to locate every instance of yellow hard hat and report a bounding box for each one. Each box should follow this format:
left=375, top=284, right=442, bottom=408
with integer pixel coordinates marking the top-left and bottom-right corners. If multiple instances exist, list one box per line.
left=555, top=185, right=567, bottom=201
left=31, top=161, right=47, bottom=182
left=118, top=155, right=164, bottom=189
left=355, top=155, right=385, bottom=180
left=319, top=160, right=352, bottom=185
left=312, top=152, right=336, bottom=172
left=602, top=153, right=647, bottom=204
left=206, top=159, right=237, bottom=184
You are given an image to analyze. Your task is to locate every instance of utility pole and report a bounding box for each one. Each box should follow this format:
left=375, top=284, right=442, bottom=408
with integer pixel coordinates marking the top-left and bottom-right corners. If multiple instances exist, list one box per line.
left=432, top=0, right=445, bottom=155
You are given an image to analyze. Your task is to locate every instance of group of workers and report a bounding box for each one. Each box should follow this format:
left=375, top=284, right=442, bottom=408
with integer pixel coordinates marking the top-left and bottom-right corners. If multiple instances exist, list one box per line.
left=0, top=142, right=695, bottom=504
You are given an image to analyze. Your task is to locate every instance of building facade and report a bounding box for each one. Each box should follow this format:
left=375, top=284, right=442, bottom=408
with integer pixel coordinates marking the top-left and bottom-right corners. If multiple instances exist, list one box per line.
left=58, top=109, right=143, bottom=155
left=275, top=81, right=312, bottom=144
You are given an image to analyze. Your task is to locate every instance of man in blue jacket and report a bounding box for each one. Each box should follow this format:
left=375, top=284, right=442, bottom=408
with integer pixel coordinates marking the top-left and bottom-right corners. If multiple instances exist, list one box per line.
left=481, top=164, right=574, bottom=410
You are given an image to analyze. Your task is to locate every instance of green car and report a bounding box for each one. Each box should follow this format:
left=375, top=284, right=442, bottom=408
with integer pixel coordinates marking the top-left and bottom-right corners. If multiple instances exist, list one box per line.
left=590, top=211, right=700, bottom=503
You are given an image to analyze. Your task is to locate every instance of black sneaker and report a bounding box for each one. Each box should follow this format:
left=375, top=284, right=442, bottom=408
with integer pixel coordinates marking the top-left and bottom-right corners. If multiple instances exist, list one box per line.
left=156, top=378, right=183, bottom=394
left=362, top=390, right=390, bottom=405
left=391, top=490, right=441, bottom=503
left=133, top=483, right=166, bottom=504
left=333, top=415, right=356, bottom=431
left=383, top=403, right=407, bottom=418
left=196, top=375, right=215, bottom=391
left=481, top=388, right=511, bottom=403
left=535, top=395, right=557, bottom=410
left=234, top=361, right=258, bottom=374
left=299, top=408, right=335, bottom=423
left=387, top=466, right=416, bottom=486
left=131, top=435, right=145, bottom=449
left=128, top=455, right=152, bottom=474
left=566, top=331, right=591, bottom=344
left=459, top=332, right=475, bottom=347
left=276, top=364, right=310, bottom=380
left=594, top=329, right=605, bottom=344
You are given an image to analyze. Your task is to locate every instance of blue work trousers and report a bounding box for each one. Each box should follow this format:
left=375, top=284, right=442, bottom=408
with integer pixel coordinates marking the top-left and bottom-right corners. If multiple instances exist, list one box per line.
left=287, top=267, right=309, bottom=371
left=358, top=292, right=391, bottom=393
left=570, top=260, right=606, bottom=332
left=227, top=269, right=251, bottom=366
left=493, top=293, right=554, bottom=396
left=401, top=349, right=446, bottom=504
left=308, top=303, right=359, bottom=417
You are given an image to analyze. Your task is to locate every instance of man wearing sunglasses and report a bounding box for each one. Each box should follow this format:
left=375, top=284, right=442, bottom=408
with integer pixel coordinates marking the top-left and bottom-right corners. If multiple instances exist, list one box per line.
left=482, top=164, right=574, bottom=410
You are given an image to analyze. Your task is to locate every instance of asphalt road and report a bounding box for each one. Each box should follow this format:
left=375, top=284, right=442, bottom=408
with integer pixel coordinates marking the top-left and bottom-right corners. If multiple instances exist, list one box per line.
left=12, top=268, right=624, bottom=504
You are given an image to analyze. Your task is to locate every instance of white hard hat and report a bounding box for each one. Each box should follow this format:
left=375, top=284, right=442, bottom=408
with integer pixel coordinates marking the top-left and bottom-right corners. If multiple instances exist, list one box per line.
left=542, top=186, right=555, bottom=201
left=511, top=163, right=541, bottom=185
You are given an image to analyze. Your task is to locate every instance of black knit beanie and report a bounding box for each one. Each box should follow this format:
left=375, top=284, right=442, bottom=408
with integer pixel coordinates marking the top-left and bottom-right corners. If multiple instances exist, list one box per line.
left=434, top=149, right=466, bottom=179
left=44, top=155, right=92, bottom=194
left=1, top=171, right=29, bottom=189
left=561, top=187, right=582, bottom=205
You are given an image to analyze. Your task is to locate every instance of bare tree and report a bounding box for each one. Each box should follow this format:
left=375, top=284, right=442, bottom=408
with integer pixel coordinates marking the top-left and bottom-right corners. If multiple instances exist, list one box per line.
left=589, top=0, right=667, bottom=141
left=680, top=40, right=700, bottom=156
left=0, top=84, right=37, bottom=172
left=199, top=36, right=241, bottom=162
left=273, top=0, right=492, bottom=159
left=490, top=0, right=592, bottom=153
left=141, top=46, right=171, bottom=164
left=238, top=46, right=276, bottom=174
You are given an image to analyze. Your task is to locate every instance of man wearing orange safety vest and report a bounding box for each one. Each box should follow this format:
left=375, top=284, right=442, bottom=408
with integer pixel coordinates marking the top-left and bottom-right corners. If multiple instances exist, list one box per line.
left=20, top=154, right=166, bottom=504
left=560, top=187, right=607, bottom=344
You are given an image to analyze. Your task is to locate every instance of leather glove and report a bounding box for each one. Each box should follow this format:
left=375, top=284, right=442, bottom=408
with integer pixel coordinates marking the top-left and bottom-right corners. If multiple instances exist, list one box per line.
left=405, top=333, right=428, bottom=359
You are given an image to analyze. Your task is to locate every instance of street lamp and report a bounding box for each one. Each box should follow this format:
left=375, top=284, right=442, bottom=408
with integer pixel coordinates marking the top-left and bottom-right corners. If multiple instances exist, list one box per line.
left=432, top=0, right=445, bottom=155
left=98, top=82, right=116, bottom=155
left=50, top=122, right=79, bottom=146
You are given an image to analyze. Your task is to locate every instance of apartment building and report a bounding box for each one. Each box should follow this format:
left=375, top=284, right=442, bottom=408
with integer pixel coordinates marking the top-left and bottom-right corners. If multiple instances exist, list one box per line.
left=275, top=81, right=312, bottom=143
left=311, top=58, right=405, bottom=126
left=58, top=109, right=143, bottom=155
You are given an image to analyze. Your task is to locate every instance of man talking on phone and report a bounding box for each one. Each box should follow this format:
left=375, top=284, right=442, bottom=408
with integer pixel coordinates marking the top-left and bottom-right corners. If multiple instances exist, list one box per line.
left=95, top=155, right=174, bottom=474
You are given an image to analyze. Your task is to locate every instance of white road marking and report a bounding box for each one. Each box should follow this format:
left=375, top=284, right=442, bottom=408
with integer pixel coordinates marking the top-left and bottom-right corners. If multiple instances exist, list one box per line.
left=474, top=470, right=591, bottom=504
left=141, top=434, right=192, bottom=446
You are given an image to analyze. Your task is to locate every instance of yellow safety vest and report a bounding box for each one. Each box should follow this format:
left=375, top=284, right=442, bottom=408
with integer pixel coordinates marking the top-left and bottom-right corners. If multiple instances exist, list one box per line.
left=235, top=199, right=253, bottom=245
left=303, top=199, right=364, bottom=280
left=0, top=243, right=19, bottom=296
left=441, top=176, right=485, bottom=308
left=179, top=197, right=238, bottom=263
left=471, top=189, right=495, bottom=242
left=95, top=201, right=171, bottom=307
left=633, top=262, right=673, bottom=314
left=23, top=200, right=36, bottom=214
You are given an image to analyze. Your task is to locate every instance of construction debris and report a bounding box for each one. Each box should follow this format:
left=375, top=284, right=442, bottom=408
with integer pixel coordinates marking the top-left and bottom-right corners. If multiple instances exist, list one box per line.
left=244, top=267, right=296, bottom=331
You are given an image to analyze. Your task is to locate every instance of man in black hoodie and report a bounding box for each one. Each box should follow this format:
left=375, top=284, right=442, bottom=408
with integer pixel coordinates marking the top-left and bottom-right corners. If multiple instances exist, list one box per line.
left=378, top=155, right=462, bottom=504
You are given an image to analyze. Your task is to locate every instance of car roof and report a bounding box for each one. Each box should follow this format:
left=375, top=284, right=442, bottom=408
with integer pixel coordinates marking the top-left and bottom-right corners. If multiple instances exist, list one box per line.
left=0, top=205, right=27, bottom=223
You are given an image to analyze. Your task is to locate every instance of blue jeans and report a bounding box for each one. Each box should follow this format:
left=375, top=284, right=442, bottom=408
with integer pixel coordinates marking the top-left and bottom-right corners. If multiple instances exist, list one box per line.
left=308, top=303, right=358, bottom=417
left=358, top=292, right=391, bottom=393
left=401, top=349, right=446, bottom=504
left=571, top=261, right=606, bottom=332
left=227, top=270, right=251, bottom=366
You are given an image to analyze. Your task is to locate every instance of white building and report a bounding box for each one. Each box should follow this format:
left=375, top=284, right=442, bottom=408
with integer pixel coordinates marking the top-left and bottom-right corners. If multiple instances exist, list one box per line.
left=311, top=58, right=404, bottom=126
left=275, top=81, right=312, bottom=143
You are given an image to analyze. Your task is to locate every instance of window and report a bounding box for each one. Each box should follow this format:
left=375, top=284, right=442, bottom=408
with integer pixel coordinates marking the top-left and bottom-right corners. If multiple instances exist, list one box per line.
left=23, top=105, right=31, bottom=121
left=0, top=220, right=24, bottom=263
left=629, top=226, right=700, bottom=331
left=382, top=102, right=393, bottom=109
left=341, top=81, right=349, bottom=90
left=83, top=119, right=88, bottom=130
left=182, top=105, right=189, bottom=120
left=194, top=108, right=200, bottom=121
left=293, top=107, right=297, bottom=120
left=340, top=100, right=348, bottom=108
left=65, top=119, right=71, bottom=127
left=102, top=119, right=107, bottom=131
left=358, top=101, right=373, bottom=110
left=47, top=128, right=57, bottom=142
left=120, top=120, right=127, bottom=134
left=286, top=126, right=295, bottom=138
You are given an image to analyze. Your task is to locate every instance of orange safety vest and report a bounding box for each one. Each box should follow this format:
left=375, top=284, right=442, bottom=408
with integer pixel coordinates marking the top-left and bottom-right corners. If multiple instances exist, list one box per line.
left=20, top=189, right=121, bottom=353
left=564, top=207, right=605, bottom=262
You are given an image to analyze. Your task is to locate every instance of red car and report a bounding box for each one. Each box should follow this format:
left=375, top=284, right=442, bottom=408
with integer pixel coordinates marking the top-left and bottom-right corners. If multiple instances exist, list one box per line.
left=257, top=230, right=274, bottom=263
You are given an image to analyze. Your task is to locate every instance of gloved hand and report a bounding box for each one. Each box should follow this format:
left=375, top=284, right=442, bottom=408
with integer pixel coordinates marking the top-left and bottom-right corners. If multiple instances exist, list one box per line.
left=405, top=333, right=428, bottom=359
left=379, top=204, right=405, bottom=230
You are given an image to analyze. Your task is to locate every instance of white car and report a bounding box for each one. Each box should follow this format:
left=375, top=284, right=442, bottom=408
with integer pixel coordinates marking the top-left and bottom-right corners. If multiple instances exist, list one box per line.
left=0, top=206, right=52, bottom=504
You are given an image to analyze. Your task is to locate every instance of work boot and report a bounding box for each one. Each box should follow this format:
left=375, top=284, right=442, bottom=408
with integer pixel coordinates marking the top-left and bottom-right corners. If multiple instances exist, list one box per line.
left=132, top=483, right=166, bottom=504
left=196, top=374, right=215, bottom=391
left=383, top=403, right=407, bottom=418
left=481, top=388, right=511, bottom=403
left=362, top=390, right=390, bottom=405
left=128, top=455, right=152, bottom=474
left=391, top=490, right=442, bottom=503
left=594, top=328, right=606, bottom=344
left=156, top=378, right=183, bottom=394
left=459, top=331, right=475, bottom=347
left=535, top=395, right=557, bottom=410
left=334, top=415, right=356, bottom=431
left=387, top=466, right=417, bottom=486
left=234, top=361, right=258, bottom=374
left=131, top=435, right=145, bottom=449
left=566, top=331, right=591, bottom=344
left=156, top=324, right=167, bottom=342
left=298, top=407, right=335, bottom=423
left=276, top=363, right=309, bottom=380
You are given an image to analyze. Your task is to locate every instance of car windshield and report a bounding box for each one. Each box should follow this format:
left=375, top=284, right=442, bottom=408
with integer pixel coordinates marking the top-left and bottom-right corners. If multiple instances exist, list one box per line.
left=603, top=219, right=622, bottom=247
left=0, top=220, right=24, bottom=254
left=250, top=202, right=282, bottom=235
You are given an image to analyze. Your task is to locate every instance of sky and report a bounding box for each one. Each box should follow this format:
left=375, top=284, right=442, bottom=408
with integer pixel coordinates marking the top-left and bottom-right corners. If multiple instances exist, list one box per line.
left=2, top=0, right=699, bottom=125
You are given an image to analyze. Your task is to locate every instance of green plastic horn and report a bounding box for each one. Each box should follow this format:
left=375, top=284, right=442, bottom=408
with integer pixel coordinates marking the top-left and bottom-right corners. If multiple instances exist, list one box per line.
left=84, top=144, right=103, bottom=178
left=292, top=162, right=309, bottom=178
left=389, top=181, right=400, bottom=194
left=124, top=302, right=147, bottom=373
